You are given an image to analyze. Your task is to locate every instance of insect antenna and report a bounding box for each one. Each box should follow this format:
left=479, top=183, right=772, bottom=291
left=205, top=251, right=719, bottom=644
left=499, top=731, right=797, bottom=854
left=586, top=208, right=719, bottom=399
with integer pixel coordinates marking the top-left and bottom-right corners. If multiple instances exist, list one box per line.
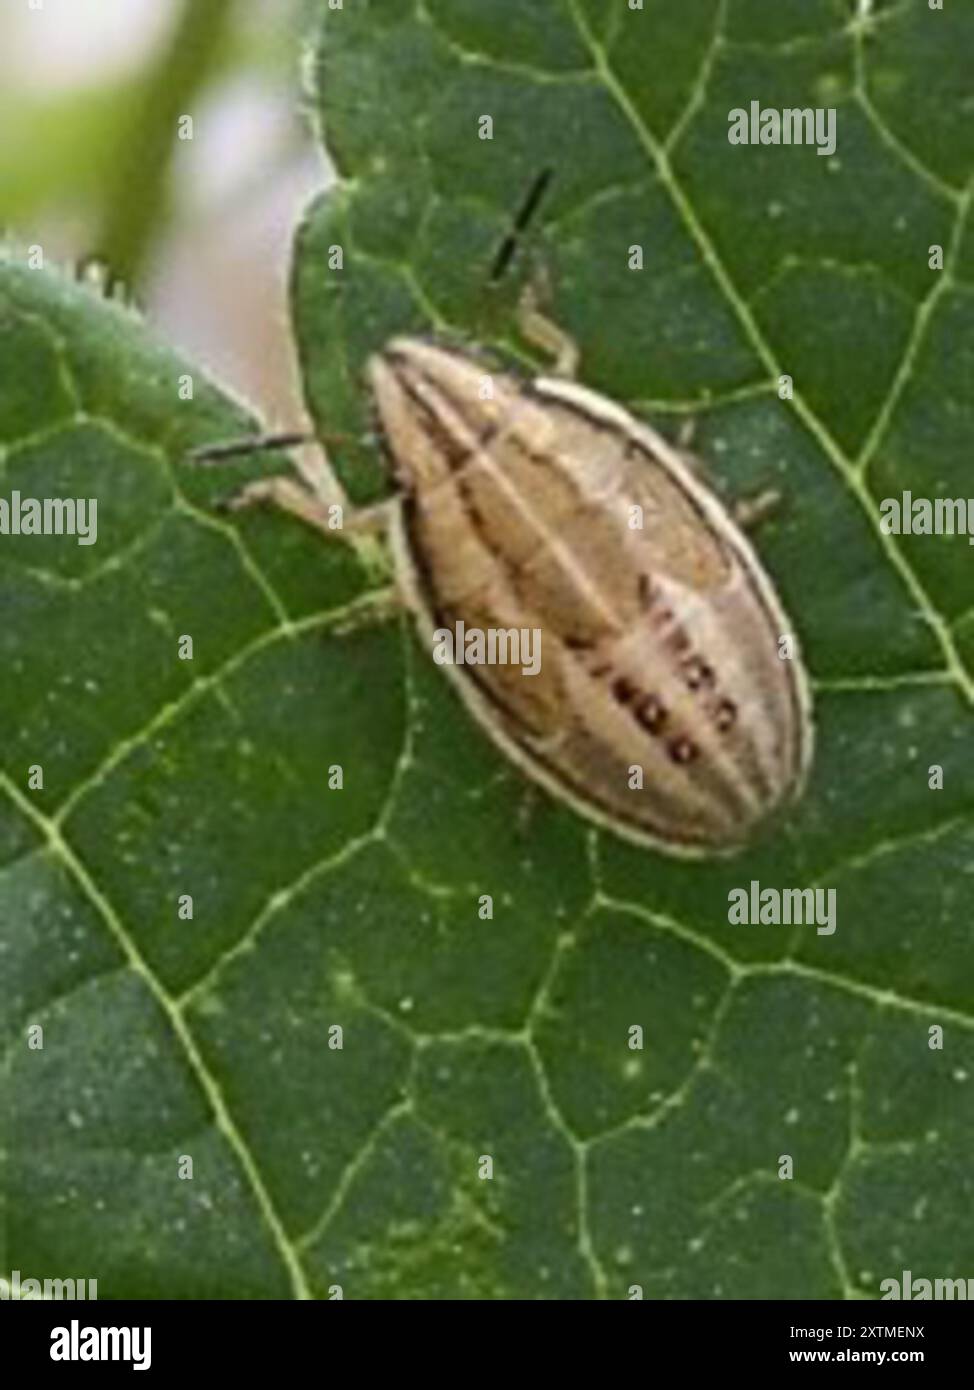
left=488, top=167, right=554, bottom=284
left=189, top=431, right=315, bottom=464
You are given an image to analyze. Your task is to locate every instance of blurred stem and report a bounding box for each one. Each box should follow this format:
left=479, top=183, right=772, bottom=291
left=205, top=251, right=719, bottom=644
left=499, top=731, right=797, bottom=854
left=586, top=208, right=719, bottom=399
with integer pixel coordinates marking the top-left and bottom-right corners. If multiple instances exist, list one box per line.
left=95, top=0, right=238, bottom=287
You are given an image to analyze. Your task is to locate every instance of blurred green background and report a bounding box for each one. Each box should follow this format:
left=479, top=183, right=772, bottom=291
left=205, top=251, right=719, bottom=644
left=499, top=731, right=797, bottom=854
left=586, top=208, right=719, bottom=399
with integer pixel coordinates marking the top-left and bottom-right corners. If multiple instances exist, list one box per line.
left=0, top=0, right=330, bottom=429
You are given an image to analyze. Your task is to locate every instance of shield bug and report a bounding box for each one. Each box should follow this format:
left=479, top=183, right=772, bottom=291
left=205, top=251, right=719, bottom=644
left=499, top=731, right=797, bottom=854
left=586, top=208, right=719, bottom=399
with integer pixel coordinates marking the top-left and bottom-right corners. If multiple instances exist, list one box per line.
left=193, top=175, right=812, bottom=856
left=197, top=322, right=812, bottom=857
left=368, top=336, right=812, bottom=855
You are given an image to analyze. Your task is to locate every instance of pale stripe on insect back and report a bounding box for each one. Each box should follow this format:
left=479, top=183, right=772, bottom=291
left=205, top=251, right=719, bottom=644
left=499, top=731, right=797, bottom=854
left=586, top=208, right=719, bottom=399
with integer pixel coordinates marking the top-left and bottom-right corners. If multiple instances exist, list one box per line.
left=382, top=347, right=626, bottom=634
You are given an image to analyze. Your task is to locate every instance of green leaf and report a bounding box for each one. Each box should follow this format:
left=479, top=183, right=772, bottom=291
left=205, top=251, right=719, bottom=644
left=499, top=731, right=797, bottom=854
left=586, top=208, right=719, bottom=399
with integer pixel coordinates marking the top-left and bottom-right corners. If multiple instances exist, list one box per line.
left=4, top=0, right=974, bottom=1300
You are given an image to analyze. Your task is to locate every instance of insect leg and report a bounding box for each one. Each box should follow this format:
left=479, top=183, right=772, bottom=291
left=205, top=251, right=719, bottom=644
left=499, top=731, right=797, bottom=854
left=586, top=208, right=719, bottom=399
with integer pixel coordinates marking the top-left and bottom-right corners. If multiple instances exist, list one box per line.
left=676, top=417, right=697, bottom=450
left=222, top=473, right=395, bottom=540
left=190, top=420, right=392, bottom=534
left=670, top=435, right=781, bottom=531
left=517, top=276, right=580, bottom=379
left=220, top=475, right=339, bottom=535
left=732, top=489, right=781, bottom=530
left=665, top=421, right=781, bottom=529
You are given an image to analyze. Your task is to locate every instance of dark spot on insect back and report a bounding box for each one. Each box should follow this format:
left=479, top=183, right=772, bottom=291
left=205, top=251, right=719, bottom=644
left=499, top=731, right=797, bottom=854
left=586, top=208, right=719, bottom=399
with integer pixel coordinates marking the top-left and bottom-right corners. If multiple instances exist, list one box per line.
left=714, top=699, right=737, bottom=732
left=668, top=735, right=699, bottom=765
left=612, top=675, right=639, bottom=704
left=668, top=625, right=692, bottom=657
left=684, top=655, right=715, bottom=691
left=635, top=694, right=667, bottom=734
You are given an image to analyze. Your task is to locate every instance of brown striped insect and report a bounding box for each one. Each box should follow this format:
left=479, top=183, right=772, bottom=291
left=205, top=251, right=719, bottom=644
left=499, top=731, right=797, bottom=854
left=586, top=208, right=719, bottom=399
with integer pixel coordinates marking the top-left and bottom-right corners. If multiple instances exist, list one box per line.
left=199, top=316, right=812, bottom=857
left=193, top=174, right=812, bottom=855
left=372, top=336, right=811, bottom=854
